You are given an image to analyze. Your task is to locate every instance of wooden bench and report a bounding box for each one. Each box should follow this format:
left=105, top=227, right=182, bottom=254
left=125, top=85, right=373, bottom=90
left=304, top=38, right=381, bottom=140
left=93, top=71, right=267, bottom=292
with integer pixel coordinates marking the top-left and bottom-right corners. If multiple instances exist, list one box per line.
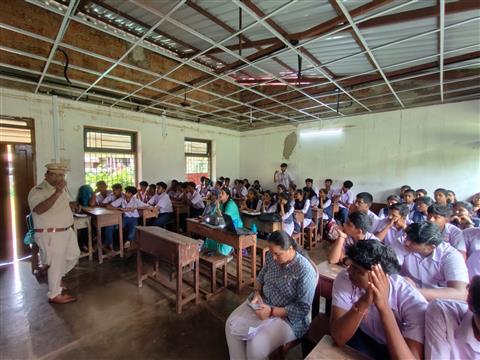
left=199, top=253, right=228, bottom=297
left=293, top=211, right=305, bottom=248
left=257, top=238, right=270, bottom=268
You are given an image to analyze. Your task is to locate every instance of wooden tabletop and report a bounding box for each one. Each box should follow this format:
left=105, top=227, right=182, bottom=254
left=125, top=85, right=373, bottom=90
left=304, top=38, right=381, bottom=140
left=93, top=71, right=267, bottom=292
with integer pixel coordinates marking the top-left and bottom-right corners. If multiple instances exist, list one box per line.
left=83, top=207, right=121, bottom=216
left=317, top=261, right=345, bottom=280
left=305, top=335, right=372, bottom=360
left=136, top=226, right=198, bottom=245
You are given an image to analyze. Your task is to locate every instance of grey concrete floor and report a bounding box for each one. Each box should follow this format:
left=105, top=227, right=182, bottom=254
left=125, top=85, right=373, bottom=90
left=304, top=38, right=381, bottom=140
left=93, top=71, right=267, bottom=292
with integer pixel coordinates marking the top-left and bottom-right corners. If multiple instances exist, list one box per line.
left=0, top=242, right=329, bottom=360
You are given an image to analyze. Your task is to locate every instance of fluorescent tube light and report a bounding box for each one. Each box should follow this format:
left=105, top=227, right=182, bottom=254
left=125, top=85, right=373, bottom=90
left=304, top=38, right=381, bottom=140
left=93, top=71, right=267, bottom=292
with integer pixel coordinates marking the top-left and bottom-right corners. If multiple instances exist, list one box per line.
left=299, top=128, right=343, bottom=138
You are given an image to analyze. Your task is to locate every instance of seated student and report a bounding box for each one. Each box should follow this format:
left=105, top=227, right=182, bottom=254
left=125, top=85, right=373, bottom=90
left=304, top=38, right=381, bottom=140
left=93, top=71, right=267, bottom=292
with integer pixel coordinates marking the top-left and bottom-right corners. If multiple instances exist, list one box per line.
left=471, top=192, right=480, bottom=218
left=293, top=189, right=313, bottom=228
left=324, top=178, right=333, bottom=199
left=463, top=227, right=480, bottom=257
left=447, top=190, right=457, bottom=205
left=327, top=180, right=354, bottom=225
left=415, top=188, right=427, bottom=199
left=434, top=188, right=449, bottom=206
left=402, top=188, right=416, bottom=216
left=352, top=192, right=380, bottom=232
left=211, top=180, right=223, bottom=193
left=167, top=180, right=182, bottom=200
left=303, top=186, right=319, bottom=208
left=225, top=231, right=316, bottom=360
left=184, top=182, right=205, bottom=217
left=110, top=186, right=150, bottom=248
left=427, top=204, right=467, bottom=256
left=425, top=275, right=480, bottom=359
left=76, top=185, right=94, bottom=252
left=451, top=201, right=477, bottom=229
left=93, top=180, right=111, bottom=206
left=224, top=177, right=233, bottom=193
left=243, top=178, right=251, bottom=191
left=144, top=184, right=156, bottom=204
left=374, top=203, right=411, bottom=265
left=137, top=181, right=149, bottom=202
left=201, top=189, right=221, bottom=218
left=328, top=212, right=377, bottom=264
left=411, top=196, right=433, bottom=223
left=261, top=191, right=277, bottom=213
left=103, top=183, right=123, bottom=205
left=401, top=222, right=469, bottom=301
left=277, top=191, right=295, bottom=236
left=203, top=188, right=242, bottom=256
left=317, top=188, right=332, bottom=220
left=399, top=185, right=412, bottom=201
left=148, top=182, right=174, bottom=228
left=241, top=189, right=262, bottom=212
left=467, top=250, right=480, bottom=280
left=378, top=195, right=401, bottom=219
left=330, top=240, right=427, bottom=360
left=304, top=178, right=317, bottom=196
left=276, top=183, right=287, bottom=198
left=233, top=179, right=248, bottom=199
left=251, top=180, right=262, bottom=193
left=288, top=183, right=297, bottom=205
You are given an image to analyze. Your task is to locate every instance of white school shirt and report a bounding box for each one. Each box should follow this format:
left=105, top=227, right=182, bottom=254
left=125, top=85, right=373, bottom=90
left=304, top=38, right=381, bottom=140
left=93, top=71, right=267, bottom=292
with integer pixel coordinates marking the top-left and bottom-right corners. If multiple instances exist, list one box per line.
left=332, top=189, right=354, bottom=209
left=442, top=223, right=466, bottom=253
left=466, top=250, right=480, bottom=280
left=263, top=202, right=277, bottom=213
left=333, top=271, right=428, bottom=345
left=148, top=192, right=173, bottom=214
left=425, top=300, right=480, bottom=360
left=463, top=227, right=480, bottom=256
left=375, top=218, right=412, bottom=265
left=401, top=241, right=469, bottom=289
left=367, top=209, right=380, bottom=233
left=111, top=196, right=147, bottom=218
left=274, top=171, right=294, bottom=188
left=96, top=190, right=112, bottom=205
left=102, top=193, right=122, bottom=205
left=282, top=206, right=295, bottom=236
left=189, top=191, right=205, bottom=209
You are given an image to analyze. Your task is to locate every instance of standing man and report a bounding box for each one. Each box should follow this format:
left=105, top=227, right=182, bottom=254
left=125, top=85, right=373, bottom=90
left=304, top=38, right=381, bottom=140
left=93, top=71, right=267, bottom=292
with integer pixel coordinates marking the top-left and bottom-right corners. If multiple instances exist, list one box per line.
left=28, top=163, right=80, bottom=304
left=273, top=163, right=294, bottom=189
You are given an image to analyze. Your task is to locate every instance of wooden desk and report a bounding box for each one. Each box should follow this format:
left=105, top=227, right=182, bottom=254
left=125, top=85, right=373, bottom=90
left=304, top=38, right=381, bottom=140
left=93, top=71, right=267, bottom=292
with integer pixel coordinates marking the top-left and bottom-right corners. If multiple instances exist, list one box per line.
left=82, top=207, right=123, bottom=264
left=172, top=201, right=190, bottom=233
left=305, top=335, right=372, bottom=360
left=136, top=226, right=200, bottom=314
left=73, top=215, right=93, bottom=261
left=186, top=218, right=256, bottom=294
left=313, top=261, right=345, bottom=317
left=141, top=208, right=159, bottom=226
left=241, top=213, right=282, bottom=233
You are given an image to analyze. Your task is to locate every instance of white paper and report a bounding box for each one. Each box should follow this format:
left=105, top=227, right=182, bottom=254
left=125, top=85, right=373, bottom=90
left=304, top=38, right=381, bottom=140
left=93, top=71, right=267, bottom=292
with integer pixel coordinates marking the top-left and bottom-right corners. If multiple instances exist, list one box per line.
left=229, top=305, right=274, bottom=341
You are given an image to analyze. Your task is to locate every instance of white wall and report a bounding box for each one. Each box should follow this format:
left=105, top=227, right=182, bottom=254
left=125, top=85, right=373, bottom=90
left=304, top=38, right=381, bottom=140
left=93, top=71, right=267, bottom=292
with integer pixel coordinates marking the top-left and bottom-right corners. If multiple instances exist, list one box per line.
left=0, top=88, right=240, bottom=194
left=239, top=100, right=480, bottom=202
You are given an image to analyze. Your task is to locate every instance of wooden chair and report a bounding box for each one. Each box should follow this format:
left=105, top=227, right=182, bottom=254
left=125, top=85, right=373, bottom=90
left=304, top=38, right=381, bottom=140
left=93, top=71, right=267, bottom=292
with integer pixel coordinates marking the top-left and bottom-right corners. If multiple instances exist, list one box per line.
left=199, top=253, right=228, bottom=297
left=256, top=238, right=270, bottom=268
left=293, top=211, right=305, bottom=248
left=269, top=257, right=320, bottom=359
left=304, top=208, right=321, bottom=250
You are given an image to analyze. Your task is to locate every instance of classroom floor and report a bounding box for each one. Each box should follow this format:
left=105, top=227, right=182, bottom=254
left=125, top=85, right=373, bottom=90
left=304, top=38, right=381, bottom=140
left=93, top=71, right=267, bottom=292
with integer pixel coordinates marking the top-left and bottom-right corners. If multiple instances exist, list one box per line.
left=0, top=242, right=329, bottom=360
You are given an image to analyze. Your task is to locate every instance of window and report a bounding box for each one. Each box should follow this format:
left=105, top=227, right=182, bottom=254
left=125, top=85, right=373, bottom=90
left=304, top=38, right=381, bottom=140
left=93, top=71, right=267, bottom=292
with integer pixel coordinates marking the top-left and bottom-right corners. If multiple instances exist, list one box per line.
left=185, top=138, right=211, bottom=184
left=84, top=128, right=137, bottom=189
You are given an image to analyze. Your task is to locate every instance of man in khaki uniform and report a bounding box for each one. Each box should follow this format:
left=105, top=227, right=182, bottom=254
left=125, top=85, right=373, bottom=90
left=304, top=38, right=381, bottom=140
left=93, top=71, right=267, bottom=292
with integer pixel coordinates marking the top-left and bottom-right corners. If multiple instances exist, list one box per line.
left=28, top=163, right=80, bottom=304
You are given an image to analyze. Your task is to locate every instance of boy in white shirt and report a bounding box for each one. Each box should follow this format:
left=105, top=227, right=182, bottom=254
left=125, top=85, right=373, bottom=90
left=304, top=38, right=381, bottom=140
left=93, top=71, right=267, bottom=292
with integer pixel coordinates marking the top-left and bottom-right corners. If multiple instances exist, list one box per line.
left=148, top=181, right=174, bottom=228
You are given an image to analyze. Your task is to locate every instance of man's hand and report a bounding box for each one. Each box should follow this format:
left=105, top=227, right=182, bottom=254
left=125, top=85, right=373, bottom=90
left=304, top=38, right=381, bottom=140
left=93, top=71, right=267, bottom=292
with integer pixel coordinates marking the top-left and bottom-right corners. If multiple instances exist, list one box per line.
left=255, top=304, right=271, bottom=320
left=55, top=180, right=66, bottom=194
left=369, top=264, right=390, bottom=313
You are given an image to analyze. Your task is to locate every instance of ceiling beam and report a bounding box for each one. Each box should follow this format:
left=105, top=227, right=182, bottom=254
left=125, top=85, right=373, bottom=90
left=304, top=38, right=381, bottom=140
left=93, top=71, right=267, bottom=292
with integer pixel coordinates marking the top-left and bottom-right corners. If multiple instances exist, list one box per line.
left=439, top=0, right=445, bottom=102
left=207, top=0, right=480, bottom=54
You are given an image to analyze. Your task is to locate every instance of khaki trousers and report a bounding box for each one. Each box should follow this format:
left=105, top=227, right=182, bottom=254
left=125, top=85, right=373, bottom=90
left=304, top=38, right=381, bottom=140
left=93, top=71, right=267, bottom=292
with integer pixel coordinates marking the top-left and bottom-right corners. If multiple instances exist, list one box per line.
left=35, top=228, right=80, bottom=298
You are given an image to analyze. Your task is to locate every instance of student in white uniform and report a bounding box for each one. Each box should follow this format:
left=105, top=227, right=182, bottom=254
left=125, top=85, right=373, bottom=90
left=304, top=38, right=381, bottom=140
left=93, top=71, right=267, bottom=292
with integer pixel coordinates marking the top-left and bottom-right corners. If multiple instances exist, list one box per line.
left=102, top=183, right=123, bottom=205
left=378, top=194, right=401, bottom=219
left=148, top=181, right=174, bottom=228
left=277, top=191, right=295, bottom=236
left=273, top=163, right=294, bottom=189
left=137, top=181, right=149, bottom=202
left=402, top=189, right=416, bottom=218
left=184, top=181, right=205, bottom=217
left=261, top=191, right=277, bottom=213
left=293, top=189, right=313, bottom=228
left=353, top=192, right=380, bottom=233
left=110, top=186, right=150, bottom=248
left=427, top=203, right=466, bottom=257
left=327, top=180, right=354, bottom=224
left=241, top=189, right=262, bottom=212
left=93, top=180, right=112, bottom=206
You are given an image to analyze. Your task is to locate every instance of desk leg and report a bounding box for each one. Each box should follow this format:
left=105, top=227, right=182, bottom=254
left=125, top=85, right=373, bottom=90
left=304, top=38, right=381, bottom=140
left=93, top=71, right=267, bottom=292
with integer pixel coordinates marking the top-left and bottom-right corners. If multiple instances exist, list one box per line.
left=175, top=209, right=180, bottom=233
left=137, top=249, right=143, bottom=287
left=251, top=243, right=256, bottom=286
left=87, top=222, right=93, bottom=262
left=236, top=247, right=243, bottom=294
left=97, top=225, right=104, bottom=264
left=118, top=216, right=124, bottom=258
left=194, top=258, right=200, bottom=304
left=176, top=262, right=183, bottom=314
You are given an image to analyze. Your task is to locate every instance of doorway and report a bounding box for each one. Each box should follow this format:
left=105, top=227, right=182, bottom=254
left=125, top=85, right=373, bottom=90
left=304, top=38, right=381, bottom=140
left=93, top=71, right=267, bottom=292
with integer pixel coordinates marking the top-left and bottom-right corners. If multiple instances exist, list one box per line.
left=0, top=118, right=35, bottom=263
